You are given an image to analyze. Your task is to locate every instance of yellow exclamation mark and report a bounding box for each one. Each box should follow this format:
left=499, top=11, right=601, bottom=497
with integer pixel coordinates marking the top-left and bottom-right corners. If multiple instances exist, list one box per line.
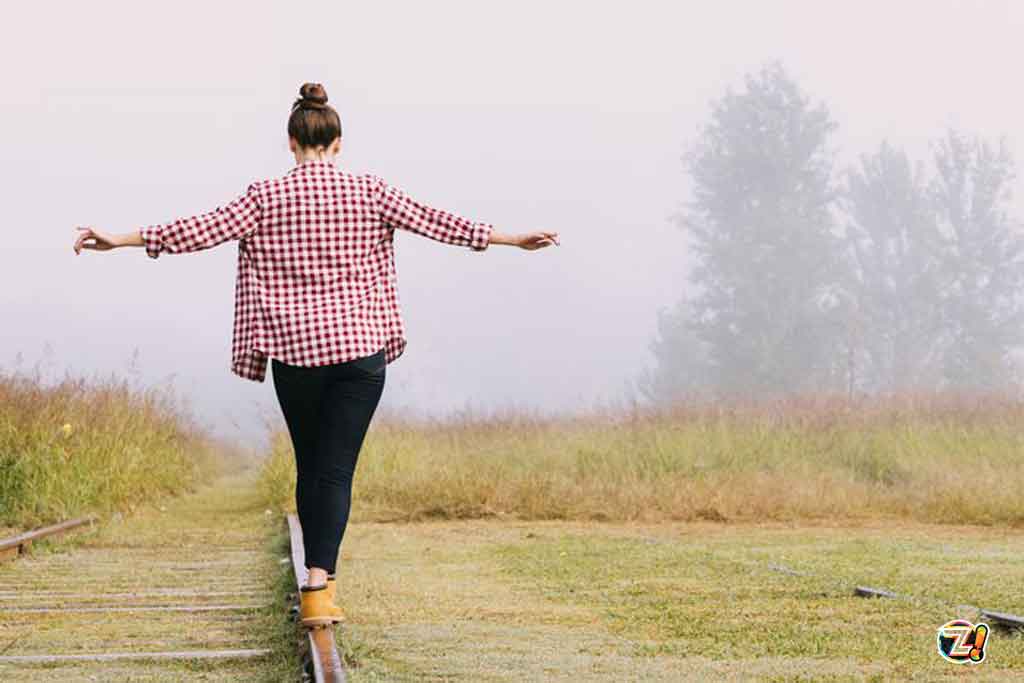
left=969, top=624, right=988, bottom=662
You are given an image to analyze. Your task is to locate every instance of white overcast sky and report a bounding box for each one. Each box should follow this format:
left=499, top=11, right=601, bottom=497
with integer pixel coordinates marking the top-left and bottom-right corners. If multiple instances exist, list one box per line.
left=3, top=0, right=1023, bottom=451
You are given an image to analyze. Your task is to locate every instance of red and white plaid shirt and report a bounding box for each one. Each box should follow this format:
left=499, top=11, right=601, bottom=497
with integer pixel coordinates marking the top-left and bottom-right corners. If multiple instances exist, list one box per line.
left=140, top=159, right=493, bottom=382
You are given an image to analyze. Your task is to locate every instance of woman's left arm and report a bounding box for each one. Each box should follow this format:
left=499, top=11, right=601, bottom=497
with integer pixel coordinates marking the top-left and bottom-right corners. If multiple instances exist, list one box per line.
left=74, top=184, right=261, bottom=257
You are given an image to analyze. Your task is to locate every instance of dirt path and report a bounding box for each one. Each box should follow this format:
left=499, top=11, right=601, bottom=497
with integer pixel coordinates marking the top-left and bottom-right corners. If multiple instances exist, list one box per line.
left=0, top=471, right=291, bottom=682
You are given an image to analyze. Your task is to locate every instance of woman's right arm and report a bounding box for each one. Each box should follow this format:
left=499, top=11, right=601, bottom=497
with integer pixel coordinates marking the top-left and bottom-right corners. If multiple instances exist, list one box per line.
left=74, top=184, right=262, bottom=257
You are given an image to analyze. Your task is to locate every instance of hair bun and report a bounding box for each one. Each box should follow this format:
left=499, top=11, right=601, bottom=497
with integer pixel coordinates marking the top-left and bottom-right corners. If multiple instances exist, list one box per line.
left=288, top=82, right=342, bottom=146
left=298, top=82, right=328, bottom=108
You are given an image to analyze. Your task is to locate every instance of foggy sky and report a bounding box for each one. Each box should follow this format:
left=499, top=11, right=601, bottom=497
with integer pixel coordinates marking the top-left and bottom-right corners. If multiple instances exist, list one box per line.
left=3, top=0, right=1023, bottom=451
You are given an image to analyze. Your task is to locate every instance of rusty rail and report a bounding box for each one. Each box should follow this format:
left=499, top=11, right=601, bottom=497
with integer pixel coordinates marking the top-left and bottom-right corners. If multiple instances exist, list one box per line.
left=0, top=516, right=96, bottom=562
left=286, top=513, right=346, bottom=682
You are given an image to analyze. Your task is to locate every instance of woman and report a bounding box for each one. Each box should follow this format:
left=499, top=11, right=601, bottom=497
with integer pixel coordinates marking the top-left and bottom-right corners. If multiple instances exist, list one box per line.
left=73, top=82, right=559, bottom=627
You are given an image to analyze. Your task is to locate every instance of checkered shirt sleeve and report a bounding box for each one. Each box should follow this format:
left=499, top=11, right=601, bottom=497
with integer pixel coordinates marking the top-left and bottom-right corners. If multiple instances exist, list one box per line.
left=140, top=184, right=262, bottom=259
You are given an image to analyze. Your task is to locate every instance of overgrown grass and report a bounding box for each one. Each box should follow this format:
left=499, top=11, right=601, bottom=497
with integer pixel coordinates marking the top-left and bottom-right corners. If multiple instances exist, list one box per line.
left=0, top=365, right=245, bottom=529
left=258, top=391, right=1024, bottom=526
left=257, top=430, right=298, bottom=514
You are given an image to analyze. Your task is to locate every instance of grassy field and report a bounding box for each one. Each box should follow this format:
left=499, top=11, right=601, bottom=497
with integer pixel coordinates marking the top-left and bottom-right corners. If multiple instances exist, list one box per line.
left=260, top=392, right=1024, bottom=526
left=3, top=385, right=1021, bottom=681
left=257, top=393, right=1024, bottom=680
left=0, top=366, right=249, bottom=530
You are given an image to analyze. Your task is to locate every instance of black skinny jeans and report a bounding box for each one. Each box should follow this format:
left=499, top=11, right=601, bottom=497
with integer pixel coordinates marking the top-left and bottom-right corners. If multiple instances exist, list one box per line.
left=271, top=346, right=386, bottom=574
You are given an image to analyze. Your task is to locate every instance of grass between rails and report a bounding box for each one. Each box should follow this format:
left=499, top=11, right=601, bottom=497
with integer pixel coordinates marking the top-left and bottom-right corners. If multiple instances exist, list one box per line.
left=0, top=365, right=252, bottom=529
left=0, top=470, right=303, bottom=682
left=259, top=391, right=1024, bottom=526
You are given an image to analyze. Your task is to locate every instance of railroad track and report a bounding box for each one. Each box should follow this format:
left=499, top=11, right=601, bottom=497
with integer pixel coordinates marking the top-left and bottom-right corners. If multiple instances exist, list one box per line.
left=0, top=478, right=278, bottom=680
left=286, top=513, right=346, bottom=682
left=0, top=516, right=96, bottom=563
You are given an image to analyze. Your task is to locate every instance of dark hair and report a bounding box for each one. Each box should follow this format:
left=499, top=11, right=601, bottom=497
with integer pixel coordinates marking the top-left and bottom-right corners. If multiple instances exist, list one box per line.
left=287, top=82, right=342, bottom=148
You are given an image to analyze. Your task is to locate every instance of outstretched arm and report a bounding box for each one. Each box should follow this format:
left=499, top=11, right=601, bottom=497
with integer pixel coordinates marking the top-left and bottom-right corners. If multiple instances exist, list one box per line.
left=375, top=176, right=558, bottom=251
left=488, top=229, right=560, bottom=250
left=74, top=184, right=262, bottom=257
left=74, top=226, right=143, bottom=253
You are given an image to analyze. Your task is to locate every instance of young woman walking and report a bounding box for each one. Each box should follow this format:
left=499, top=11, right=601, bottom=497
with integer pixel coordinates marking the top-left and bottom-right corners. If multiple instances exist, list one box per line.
left=73, top=82, right=560, bottom=627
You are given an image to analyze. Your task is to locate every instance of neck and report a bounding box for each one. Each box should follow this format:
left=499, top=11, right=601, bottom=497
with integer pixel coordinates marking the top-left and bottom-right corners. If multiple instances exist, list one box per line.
left=294, top=149, right=337, bottom=164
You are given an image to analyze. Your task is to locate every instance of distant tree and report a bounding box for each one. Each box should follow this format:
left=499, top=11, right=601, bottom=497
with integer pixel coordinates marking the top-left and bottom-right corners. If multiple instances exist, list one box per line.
left=637, top=297, right=712, bottom=404
left=841, top=141, right=946, bottom=392
left=661, top=62, right=844, bottom=398
left=929, top=131, right=1024, bottom=390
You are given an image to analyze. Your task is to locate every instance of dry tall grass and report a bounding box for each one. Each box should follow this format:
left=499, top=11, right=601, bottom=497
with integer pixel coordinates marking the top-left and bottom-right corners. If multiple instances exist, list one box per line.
left=258, top=391, right=1024, bottom=526
left=0, top=366, right=238, bottom=529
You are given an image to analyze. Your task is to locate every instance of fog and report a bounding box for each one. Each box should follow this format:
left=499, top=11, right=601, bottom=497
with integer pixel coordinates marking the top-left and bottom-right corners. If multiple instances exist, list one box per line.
left=3, top=1, right=1023, bottom=451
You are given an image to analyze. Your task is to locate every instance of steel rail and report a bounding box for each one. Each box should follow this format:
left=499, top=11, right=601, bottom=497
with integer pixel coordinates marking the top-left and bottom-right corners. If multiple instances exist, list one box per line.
left=0, top=516, right=96, bottom=561
left=286, top=514, right=346, bottom=682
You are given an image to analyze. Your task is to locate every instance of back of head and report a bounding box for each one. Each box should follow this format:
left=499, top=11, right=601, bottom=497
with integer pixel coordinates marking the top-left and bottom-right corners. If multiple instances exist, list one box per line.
left=288, top=82, right=342, bottom=149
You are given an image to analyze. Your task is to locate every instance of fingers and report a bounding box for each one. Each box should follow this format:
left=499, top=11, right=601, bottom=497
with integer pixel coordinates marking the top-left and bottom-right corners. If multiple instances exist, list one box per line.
left=515, top=231, right=559, bottom=251
left=74, top=226, right=95, bottom=254
left=528, top=233, right=561, bottom=249
left=74, top=231, right=89, bottom=254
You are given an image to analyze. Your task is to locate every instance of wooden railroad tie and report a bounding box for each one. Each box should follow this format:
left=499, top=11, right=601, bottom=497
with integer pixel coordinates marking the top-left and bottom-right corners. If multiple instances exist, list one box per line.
left=0, top=649, right=271, bottom=664
left=3, top=604, right=266, bottom=614
left=979, top=609, right=1024, bottom=632
left=0, top=515, right=278, bottom=668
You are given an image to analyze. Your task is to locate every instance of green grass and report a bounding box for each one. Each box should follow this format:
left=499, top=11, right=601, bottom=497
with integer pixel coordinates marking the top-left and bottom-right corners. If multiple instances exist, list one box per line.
left=281, top=517, right=1024, bottom=681
left=258, top=391, right=1024, bottom=526
left=491, top=525, right=1024, bottom=678
left=0, top=365, right=252, bottom=529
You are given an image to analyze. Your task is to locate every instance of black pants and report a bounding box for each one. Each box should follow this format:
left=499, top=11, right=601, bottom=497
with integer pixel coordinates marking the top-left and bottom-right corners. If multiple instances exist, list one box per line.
left=271, top=347, right=387, bottom=574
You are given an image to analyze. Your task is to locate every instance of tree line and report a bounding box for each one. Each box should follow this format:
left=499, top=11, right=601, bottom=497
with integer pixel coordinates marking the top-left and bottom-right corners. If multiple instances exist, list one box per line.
left=640, top=62, right=1024, bottom=402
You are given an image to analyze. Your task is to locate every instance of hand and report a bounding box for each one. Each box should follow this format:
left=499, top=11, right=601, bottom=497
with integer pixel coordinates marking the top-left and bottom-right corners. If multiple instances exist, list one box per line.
left=74, top=226, right=120, bottom=254
left=515, top=231, right=560, bottom=251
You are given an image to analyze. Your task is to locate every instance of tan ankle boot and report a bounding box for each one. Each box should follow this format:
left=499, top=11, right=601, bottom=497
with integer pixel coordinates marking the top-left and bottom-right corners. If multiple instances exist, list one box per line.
left=299, top=584, right=343, bottom=627
left=325, top=576, right=345, bottom=621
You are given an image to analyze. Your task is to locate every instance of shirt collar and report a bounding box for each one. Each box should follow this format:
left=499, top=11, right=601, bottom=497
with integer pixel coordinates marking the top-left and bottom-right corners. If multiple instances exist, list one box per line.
left=287, top=159, right=338, bottom=175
